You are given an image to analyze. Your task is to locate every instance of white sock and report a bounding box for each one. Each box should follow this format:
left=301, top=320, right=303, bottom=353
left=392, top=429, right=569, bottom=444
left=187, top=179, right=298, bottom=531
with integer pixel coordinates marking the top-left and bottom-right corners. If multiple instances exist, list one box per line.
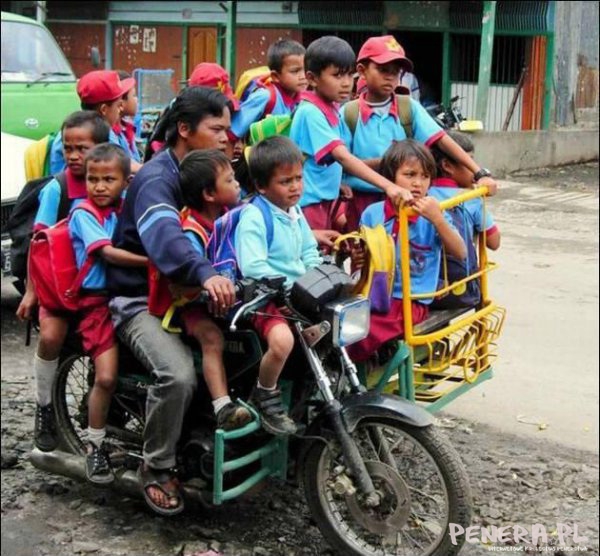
left=34, top=354, right=59, bottom=406
left=212, top=395, right=231, bottom=415
left=257, top=380, right=277, bottom=392
left=87, top=427, right=106, bottom=447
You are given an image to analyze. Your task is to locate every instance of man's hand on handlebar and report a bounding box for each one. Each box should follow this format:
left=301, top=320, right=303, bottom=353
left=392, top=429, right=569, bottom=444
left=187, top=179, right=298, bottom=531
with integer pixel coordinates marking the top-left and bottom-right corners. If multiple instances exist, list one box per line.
left=203, top=275, right=236, bottom=318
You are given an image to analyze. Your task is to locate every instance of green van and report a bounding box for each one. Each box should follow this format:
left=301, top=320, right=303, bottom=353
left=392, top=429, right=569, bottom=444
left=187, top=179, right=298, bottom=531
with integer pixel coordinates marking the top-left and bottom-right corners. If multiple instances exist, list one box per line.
left=1, top=11, right=80, bottom=140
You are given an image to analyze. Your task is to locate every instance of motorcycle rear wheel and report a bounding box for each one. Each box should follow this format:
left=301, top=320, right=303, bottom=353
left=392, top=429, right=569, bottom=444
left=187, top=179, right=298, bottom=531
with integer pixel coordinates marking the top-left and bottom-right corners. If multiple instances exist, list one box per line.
left=53, top=352, right=144, bottom=455
left=303, top=418, right=471, bottom=556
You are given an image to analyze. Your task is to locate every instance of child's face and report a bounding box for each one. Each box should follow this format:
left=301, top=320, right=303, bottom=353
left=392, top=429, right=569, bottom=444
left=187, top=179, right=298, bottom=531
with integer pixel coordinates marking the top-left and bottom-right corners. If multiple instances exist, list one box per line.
left=208, top=162, right=241, bottom=208
left=272, top=54, right=307, bottom=95
left=394, top=157, right=431, bottom=199
left=99, top=99, right=123, bottom=126
left=62, top=125, right=96, bottom=178
left=259, top=161, right=304, bottom=211
left=224, top=137, right=244, bottom=162
left=122, top=88, right=138, bottom=118
left=181, top=108, right=231, bottom=153
left=86, top=158, right=127, bottom=208
left=443, top=154, right=475, bottom=189
left=308, top=65, right=354, bottom=103
left=357, top=60, right=402, bottom=99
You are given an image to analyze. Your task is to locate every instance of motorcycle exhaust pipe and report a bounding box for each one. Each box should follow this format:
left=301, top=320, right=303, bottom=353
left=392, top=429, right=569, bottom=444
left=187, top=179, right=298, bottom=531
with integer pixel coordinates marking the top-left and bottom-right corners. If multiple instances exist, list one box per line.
left=29, top=448, right=210, bottom=506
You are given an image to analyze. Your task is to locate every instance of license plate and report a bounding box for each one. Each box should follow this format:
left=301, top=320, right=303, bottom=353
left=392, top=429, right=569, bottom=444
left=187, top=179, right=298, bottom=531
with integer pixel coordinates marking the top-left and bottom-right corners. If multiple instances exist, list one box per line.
left=1, top=239, right=12, bottom=276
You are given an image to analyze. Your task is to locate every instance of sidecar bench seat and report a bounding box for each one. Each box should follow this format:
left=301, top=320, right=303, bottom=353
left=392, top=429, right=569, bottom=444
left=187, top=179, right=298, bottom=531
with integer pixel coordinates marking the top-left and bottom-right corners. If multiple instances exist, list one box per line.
left=413, top=307, right=473, bottom=335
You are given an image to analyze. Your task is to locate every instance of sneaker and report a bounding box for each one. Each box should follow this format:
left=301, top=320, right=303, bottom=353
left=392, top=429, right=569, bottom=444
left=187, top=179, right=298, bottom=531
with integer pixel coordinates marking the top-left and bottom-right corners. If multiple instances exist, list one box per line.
left=216, top=401, right=253, bottom=431
left=249, top=387, right=297, bottom=436
left=85, top=442, right=114, bottom=484
left=34, top=403, right=58, bottom=452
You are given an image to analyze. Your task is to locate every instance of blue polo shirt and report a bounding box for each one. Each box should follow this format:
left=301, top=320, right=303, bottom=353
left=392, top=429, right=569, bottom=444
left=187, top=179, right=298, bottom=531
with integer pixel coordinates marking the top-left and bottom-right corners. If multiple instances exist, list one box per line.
left=49, top=128, right=127, bottom=175
left=69, top=206, right=118, bottom=290
left=34, top=177, right=85, bottom=231
left=289, top=92, right=351, bottom=207
left=428, top=178, right=498, bottom=243
left=342, top=94, right=445, bottom=193
left=361, top=198, right=456, bottom=304
left=231, top=83, right=299, bottom=140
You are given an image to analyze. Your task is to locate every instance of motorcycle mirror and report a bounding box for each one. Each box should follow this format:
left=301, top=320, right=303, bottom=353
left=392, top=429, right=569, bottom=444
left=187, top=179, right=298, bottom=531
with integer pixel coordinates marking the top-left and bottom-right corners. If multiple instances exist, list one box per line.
left=451, top=95, right=460, bottom=103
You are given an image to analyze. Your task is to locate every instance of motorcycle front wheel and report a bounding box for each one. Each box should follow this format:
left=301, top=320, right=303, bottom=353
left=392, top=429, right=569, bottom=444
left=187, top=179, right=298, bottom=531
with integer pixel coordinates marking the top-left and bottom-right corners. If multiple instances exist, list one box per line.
left=303, top=418, right=471, bottom=556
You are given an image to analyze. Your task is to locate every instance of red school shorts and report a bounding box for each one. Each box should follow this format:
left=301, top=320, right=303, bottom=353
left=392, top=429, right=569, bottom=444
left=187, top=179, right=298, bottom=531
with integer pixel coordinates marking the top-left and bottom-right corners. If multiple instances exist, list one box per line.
left=347, top=299, right=429, bottom=363
left=302, top=199, right=347, bottom=232
left=251, top=302, right=290, bottom=341
left=345, top=191, right=385, bottom=233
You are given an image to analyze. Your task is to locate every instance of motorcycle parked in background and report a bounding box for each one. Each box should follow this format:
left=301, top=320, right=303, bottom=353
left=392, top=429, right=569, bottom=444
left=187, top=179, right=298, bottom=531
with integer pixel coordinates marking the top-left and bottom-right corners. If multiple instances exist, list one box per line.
left=426, top=95, right=484, bottom=132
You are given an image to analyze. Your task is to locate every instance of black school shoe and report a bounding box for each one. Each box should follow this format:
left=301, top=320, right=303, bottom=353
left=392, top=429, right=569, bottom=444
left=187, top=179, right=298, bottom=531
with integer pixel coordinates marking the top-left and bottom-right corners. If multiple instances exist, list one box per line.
left=249, top=386, right=297, bottom=436
left=85, top=442, right=114, bottom=484
left=34, top=403, right=58, bottom=452
left=216, top=401, right=253, bottom=431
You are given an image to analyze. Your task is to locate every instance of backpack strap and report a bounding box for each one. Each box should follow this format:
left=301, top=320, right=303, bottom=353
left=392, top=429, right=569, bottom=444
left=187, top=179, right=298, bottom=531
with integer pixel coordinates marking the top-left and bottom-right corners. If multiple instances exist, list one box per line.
left=180, top=208, right=210, bottom=248
left=250, top=195, right=274, bottom=247
left=66, top=200, right=107, bottom=297
left=263, top=83, right=278, bottom=117
left=396, top=94, right=413, bottom=139
left=343, top=99, right=360, bottom=137
left=55, top=171, right=70, bottom=222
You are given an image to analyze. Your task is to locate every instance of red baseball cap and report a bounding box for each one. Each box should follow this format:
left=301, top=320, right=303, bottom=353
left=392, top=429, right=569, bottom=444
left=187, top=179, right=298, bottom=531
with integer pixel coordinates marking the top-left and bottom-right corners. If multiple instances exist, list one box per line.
left=188, top=63, right=240, bottom=110
left=77, top=70, right=135, bottom=105
left=357, top=36, right=413, bottom=71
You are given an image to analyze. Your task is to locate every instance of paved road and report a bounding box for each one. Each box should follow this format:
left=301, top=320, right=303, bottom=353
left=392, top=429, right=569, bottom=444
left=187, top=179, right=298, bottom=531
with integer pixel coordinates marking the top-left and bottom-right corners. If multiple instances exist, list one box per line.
left=445, top=163, right=599, bottom=453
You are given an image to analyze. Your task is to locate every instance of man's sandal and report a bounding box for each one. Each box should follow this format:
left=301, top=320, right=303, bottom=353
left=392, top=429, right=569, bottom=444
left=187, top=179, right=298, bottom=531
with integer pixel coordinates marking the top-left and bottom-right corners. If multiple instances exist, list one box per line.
left=137, top=464, right=184, bottom=516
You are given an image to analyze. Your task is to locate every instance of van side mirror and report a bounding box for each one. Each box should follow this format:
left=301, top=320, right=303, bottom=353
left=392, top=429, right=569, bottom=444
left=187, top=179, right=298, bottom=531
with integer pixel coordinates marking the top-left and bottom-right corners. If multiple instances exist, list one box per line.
left=90, top=47, right=101, bottom=68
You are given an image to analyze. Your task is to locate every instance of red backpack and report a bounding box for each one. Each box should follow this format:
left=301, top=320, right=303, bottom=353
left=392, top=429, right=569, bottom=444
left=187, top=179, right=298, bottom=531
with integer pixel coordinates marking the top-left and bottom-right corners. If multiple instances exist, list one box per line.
left=148, top=207, right=210, bottom=318
left=28, top=200, right=103, bottom=312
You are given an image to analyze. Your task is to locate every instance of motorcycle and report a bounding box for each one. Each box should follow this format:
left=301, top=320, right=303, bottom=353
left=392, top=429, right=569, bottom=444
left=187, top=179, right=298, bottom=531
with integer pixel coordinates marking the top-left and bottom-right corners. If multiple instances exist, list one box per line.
left=426, top=95, right=484, bottom=132
left=31, top=263, right=472, bottom=556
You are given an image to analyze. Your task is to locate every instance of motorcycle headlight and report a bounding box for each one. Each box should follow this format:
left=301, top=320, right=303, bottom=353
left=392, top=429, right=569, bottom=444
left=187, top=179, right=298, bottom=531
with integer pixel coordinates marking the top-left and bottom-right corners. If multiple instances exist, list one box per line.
left=326, top=297, right=370, bottom=348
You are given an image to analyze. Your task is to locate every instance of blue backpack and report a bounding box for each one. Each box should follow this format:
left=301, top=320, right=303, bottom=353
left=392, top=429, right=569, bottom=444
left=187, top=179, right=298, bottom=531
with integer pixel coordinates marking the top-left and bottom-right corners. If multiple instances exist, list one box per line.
left=207, top=195, right=274, bottom=282
left=432, top=205, right=481, bottom=309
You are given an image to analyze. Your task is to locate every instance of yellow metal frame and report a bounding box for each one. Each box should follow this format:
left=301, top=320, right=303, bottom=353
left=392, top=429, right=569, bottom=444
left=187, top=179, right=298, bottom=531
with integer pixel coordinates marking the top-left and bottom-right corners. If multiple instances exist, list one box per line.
left=393, top=186, right=507, bottom=404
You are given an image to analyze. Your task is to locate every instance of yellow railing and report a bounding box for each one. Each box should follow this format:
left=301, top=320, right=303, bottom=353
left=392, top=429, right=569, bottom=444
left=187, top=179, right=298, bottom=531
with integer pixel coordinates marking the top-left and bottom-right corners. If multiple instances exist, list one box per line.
left=396, top=186, right=506, bottom=400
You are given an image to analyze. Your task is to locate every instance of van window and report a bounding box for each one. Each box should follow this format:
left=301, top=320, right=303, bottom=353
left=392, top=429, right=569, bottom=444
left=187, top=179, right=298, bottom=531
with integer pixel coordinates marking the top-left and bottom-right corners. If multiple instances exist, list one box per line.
left=1, top=20, right=75, bottom=82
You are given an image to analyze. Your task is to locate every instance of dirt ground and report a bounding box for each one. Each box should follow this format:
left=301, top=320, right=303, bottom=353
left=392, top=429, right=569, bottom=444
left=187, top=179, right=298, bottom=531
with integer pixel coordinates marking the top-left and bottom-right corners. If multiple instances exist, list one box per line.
left=1, top=163, right=599, bottom=556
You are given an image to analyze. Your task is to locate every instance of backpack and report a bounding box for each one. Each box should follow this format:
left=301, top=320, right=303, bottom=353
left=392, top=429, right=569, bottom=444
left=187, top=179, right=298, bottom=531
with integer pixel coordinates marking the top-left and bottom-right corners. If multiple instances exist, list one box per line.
left=333, top=224, right=396, bottom=314
left=207, top=195, right=275, bottom=282
left=247, top=114, right=293, bottom=146
left=343, top=94, right=413, bottom=139
left=28, top=200, right=103, bottom=312
left=147, top=207, right=211, bottom=319
left=24, top=131, right=59, bottom=181
left=235, top=66, right=278, bottom=116
left=5, top=171, right=68, bottom=283
left=432, top=206, right=481, bottom=309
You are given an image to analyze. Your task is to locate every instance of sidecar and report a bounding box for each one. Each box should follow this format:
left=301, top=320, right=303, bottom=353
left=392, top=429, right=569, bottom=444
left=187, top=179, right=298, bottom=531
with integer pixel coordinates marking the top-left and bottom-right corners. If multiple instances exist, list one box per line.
left=361, top=186, right=506, bottom=412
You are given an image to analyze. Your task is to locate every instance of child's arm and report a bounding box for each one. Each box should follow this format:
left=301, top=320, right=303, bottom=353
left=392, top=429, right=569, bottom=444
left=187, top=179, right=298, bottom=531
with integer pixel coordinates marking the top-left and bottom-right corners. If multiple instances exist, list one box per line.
left=97, top=245, right=148, bottom=267
left=299, top=214, right=323, bottom=269
left=435, top=134, right=498, bottom=196
left=413, top=197, right=467, bottom=260
left=15, top=265, right=37, bottom=321
left=331, top=144, right=413, bottom=206
left=486, top=229, right=501, bottom=250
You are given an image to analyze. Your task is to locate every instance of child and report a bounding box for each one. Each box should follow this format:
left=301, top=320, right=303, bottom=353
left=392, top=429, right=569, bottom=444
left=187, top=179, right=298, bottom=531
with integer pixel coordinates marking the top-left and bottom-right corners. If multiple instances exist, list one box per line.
left=177, top=149, right=252, bottom=431
left=49, top=70, right=142, bottom=174
left=288, top=36, right=412, bottom=243
left=343, top=35, right=498, bottom=232
left=429, top=131, right=501, bottom=308
left=230, top=39, right=307, bottom=141
left=348, top=140, right=467, bottom=362
left=115, top=70, right=141, bottom=163
left=69, top=144, right=147, bottom=483
left=236, top=136, right=322, bottom=435
left=16, top=111, right=110, bottom=453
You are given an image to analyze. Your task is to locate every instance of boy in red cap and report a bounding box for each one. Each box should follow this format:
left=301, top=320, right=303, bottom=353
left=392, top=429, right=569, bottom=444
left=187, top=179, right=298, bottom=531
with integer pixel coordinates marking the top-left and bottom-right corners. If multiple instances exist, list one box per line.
left=49, top=70, right=142, bottom=174
left=342, top=35, right=498, bottom=231
left=116, top=70, right=141, bottom=164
